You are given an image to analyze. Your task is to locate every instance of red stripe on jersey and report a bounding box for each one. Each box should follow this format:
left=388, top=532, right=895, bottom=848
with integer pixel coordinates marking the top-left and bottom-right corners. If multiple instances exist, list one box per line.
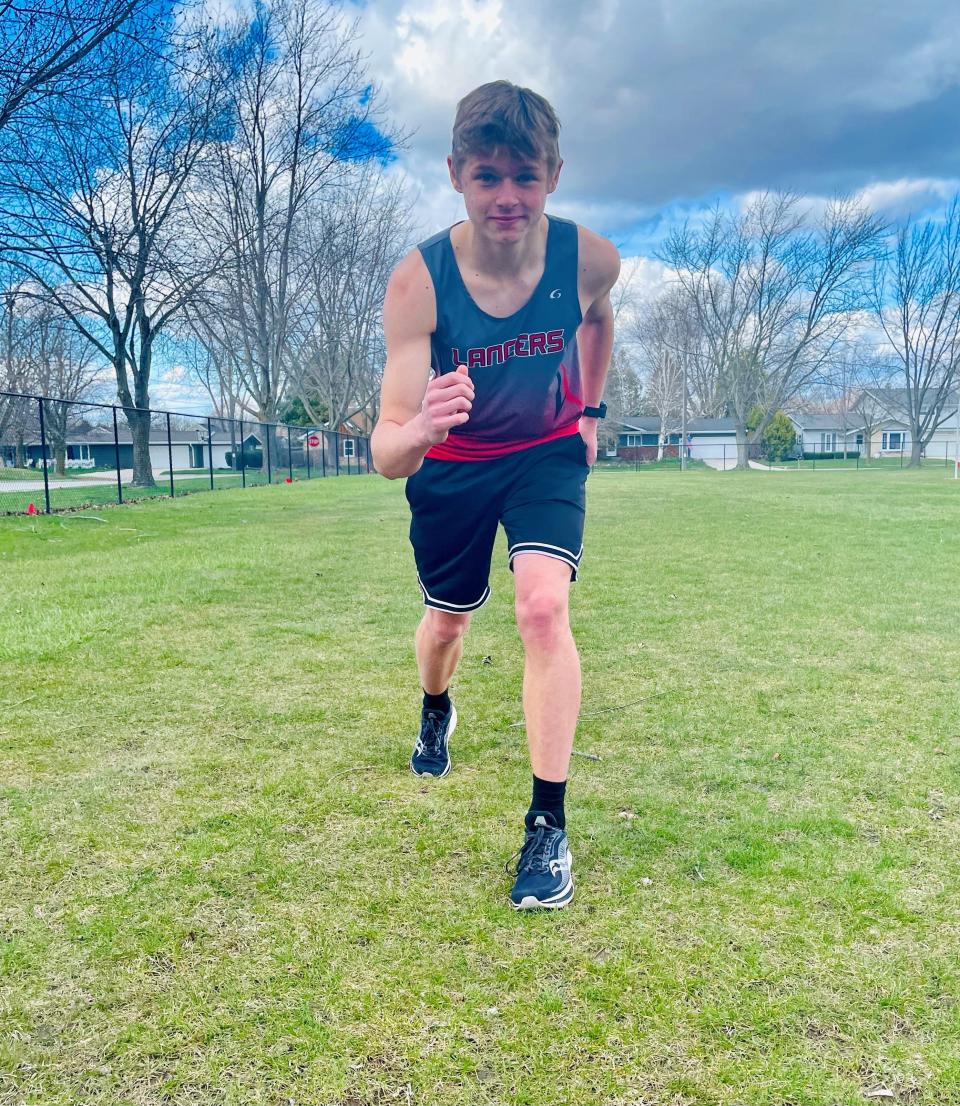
left=560, top=363, right=583, bottom=406
left=425, top=420, right=581, bottom=462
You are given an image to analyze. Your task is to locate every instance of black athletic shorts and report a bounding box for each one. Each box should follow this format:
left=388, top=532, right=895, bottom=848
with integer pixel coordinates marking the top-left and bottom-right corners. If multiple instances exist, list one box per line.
left=405, top=432, right=590, bottom=613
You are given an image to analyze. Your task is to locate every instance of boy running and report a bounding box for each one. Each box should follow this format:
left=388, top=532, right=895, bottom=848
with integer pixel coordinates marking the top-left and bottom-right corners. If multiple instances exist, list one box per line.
left=372, top=81, right=619, bottom=909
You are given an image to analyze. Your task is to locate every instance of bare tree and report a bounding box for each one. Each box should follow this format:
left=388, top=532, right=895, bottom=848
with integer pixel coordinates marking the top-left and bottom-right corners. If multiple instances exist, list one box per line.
left=870, top=198, right=960, bottom=466
left=20, top=297, right=104, bottom=472
left=0, top=0, right=138, bottom=133
left=0, top=281, right=34, bottom=463
left=192, top=0, right=398, bottom=444
left=848, top=352, right=899, bottom=461
left=0, top=9, right=230, bottom=485
left=634, top=293, right=684, bottom=460
left=289, top=169, right=411, bottom=430
left=661, top=193, right=884, bottom=468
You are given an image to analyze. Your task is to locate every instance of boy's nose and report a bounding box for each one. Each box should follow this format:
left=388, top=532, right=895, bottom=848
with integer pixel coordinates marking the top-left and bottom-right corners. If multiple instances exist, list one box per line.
left=496, top=180, right=520, bottom=207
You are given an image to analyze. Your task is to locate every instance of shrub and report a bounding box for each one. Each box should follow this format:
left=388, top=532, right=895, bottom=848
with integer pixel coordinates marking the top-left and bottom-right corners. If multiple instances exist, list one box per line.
left=762, top=411, right=797, bottom=461
left=226, top=448, right=263, bottom=470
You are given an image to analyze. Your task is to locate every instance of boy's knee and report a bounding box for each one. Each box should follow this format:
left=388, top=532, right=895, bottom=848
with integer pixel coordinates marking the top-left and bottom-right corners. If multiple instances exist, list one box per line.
left=515, top=588, right=568, bottom=646
left=423, top=610, right=471, bottom=647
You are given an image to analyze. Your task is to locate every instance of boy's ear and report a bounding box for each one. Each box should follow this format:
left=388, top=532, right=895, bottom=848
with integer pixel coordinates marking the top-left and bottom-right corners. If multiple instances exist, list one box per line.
left=447, top=155, right=463, bottom=193
left=547, top=158, right=563, bottom=195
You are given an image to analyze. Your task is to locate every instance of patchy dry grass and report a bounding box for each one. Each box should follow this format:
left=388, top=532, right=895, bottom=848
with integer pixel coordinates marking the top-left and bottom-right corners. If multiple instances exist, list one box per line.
left=1, top=467, right=959, bottom=1105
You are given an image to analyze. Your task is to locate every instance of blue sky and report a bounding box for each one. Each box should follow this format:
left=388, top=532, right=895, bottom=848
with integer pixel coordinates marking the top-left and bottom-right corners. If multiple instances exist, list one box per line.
left=154, top=0, right=960, bottom=409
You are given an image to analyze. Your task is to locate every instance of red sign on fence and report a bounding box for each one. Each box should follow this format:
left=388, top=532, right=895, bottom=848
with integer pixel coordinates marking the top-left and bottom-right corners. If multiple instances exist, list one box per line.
left=307, top=435, right=320, bottom=448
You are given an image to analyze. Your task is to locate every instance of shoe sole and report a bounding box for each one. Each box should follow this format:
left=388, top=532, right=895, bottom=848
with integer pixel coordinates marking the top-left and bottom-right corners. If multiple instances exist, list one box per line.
left=409, top=706, right=457, bottom=778
left=509, top=851, right=574, bottom=910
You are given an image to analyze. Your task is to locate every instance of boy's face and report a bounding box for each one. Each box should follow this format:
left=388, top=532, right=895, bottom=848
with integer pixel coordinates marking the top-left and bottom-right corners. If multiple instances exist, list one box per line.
left=448, top=149, right=562, bottom=244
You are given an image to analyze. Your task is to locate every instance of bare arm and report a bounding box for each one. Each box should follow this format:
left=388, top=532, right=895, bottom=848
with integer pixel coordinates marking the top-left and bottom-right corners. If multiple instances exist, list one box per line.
left=577, top=228, right=621, bottom=463
left=371, top=250, right=475, bottom=479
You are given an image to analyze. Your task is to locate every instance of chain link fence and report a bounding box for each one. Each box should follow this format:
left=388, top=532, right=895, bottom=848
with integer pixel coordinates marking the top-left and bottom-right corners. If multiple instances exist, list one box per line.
left=0, top=391, right=373, bottom=516
left=600, top=440, right=960, bottom=472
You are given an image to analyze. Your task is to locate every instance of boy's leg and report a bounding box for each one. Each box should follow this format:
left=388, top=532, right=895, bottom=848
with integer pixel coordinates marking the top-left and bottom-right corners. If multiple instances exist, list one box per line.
left=512, top=554, right=579, bottom=782
left=406, top=459, right=500, bottom=777
left=416, top=608, right=471, bottom=694
left=500, top=435, right=587, bottom=908
left=410, top=609, right=470, bottom=778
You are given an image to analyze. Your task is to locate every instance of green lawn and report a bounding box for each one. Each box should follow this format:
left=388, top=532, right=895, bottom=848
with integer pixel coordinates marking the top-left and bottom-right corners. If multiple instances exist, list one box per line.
left=1, top=469, right=959, bottom=1105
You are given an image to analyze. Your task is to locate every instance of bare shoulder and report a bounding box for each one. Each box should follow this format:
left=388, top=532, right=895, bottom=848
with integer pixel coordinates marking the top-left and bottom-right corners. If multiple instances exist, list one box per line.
left=577, top=225, right=621, bottom=303
left=384, top=248, right=436, bottom=335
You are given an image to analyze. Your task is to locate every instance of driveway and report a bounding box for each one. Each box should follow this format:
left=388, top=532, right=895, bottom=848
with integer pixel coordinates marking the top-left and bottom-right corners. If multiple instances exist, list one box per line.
left=0, top=469, right=134, bottom=492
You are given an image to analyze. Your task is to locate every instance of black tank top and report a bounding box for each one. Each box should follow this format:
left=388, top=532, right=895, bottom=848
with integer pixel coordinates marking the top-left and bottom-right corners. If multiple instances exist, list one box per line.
left=417, top=214, right=584, bottom=460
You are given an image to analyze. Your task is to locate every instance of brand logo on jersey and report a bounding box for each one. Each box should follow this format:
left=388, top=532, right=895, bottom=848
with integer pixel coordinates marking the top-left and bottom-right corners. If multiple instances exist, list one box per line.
left=452, top=328, right=565, bottom=370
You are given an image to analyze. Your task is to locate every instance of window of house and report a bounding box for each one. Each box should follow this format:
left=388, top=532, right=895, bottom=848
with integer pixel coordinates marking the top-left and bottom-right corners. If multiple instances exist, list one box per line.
left=820, top=432, right=837, bottom=452
left=343, top=438, right=355, bottom=458
left=856, top=433, right=863, bottom=447
left=883, top=432, right=904, bottom=451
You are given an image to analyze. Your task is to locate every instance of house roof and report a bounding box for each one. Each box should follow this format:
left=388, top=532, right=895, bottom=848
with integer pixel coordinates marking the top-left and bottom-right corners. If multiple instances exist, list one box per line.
left=863, top=388, right=959, bottom=420
left=787, top=413, right=867, bottom=432
left=616, top=416, right=737, bottom=435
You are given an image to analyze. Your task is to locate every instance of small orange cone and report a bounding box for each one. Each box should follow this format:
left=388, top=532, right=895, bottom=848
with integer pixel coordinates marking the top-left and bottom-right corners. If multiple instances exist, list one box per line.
left=27, top=502, right=37, bottom=515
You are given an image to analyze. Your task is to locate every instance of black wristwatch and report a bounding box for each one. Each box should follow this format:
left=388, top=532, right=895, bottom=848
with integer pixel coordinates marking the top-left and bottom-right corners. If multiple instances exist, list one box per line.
left=582, top=403, right=607, bottom=419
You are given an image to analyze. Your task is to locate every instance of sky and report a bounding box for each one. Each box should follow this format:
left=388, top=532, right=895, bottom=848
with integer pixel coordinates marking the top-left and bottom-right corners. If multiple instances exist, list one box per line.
left=155, top=0, right=960, bottom=410
left=357, top=0, right=960, bottom=246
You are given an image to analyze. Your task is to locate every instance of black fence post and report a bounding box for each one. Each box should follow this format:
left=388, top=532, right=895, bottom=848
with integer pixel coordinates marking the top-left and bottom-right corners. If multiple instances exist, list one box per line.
left=900, top=444, right=904, bottom=468
left=287, top=428, right=293, bottom=481
left=207, top=417, right=215, bottom=490
left=266, top=425, right=273, bottom=484
left=239, top=418, right=247, bottom=488
left=37, top=397, right=51, bottom=514
left=166, top=413, right=175, bottom=498
left=335, top=435, right=340, bottom=476
left=112, top=406, right=123, bottom=505
left=321, top=432, right=327, bottom=477
left=306, top=430, right=313, bottom=479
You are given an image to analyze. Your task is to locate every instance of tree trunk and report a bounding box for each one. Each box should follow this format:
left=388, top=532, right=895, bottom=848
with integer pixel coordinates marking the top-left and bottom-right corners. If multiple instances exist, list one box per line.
left=735, top=423, right=750, bottom=470
left=54, top=444, right=66, bottom=475
left=126, top=408, right=155, bottom=487
left=909, top=438, right=923, bottom=467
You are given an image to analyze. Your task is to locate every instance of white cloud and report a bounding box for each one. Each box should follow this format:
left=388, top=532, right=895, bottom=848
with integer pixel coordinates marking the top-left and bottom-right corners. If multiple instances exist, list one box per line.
left=853, top=177, right=960, bottom=221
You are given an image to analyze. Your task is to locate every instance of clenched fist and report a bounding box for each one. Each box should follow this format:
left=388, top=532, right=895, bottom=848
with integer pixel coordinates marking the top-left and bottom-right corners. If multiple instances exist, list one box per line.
left=417, top=364, right=474, bottom=445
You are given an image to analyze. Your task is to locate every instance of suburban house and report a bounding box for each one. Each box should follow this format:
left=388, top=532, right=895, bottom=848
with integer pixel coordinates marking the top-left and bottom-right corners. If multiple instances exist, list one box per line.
left=787, top=413, right=865, bottom=455
left=615, top=416, right=740, bottom=464
left=858, top=388, right=960, bottom=459
left=2, top=424, right=263, bottom=472
left=790, top=390, right=960, bottom=459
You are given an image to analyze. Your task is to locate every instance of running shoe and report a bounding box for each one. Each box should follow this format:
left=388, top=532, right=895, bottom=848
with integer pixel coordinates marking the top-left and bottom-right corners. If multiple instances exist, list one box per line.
left=410, top=705, right=456, bottom=778
left=507, top=811, right=574, bottom=909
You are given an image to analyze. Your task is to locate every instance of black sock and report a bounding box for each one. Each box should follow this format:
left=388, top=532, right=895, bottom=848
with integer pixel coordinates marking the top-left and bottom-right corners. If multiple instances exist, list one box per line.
left=422, top=688, right=451, bottom=715
left=528, top=774, right=567, bottom=830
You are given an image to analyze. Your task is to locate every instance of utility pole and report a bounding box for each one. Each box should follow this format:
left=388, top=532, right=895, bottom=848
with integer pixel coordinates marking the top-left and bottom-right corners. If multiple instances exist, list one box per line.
left=946, top=384, right=955, bottom=480
left=681, top=359, right=688, bottom=472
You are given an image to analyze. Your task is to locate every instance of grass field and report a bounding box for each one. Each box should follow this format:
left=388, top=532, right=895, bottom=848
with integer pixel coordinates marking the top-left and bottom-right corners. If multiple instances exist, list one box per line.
left=2, top=467, right=959, bottom=1105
